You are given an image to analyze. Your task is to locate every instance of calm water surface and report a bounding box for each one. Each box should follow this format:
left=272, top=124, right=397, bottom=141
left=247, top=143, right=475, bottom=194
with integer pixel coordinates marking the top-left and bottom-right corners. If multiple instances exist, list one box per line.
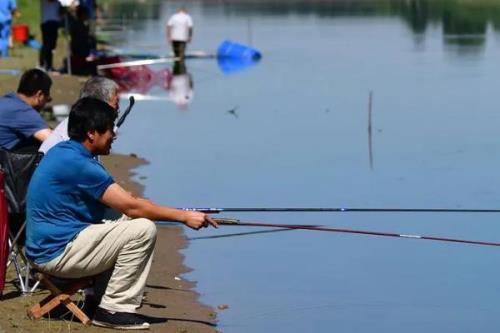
left=106, top=1, right=500, bottom=331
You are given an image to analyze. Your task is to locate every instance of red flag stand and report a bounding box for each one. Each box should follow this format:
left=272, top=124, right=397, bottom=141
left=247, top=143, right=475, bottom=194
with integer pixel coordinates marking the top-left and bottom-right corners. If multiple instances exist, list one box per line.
left=0, top=170, right=9, bottom=294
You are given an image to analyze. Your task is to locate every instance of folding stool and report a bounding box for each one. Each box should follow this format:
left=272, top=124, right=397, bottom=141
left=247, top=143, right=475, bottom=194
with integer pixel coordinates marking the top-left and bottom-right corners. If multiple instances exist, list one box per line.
left=27, top=273, right=93, bottom=325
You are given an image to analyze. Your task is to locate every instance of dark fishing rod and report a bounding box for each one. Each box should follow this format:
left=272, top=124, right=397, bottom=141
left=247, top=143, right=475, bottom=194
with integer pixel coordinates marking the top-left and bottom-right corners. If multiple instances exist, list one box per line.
left=115, top=96, right=135, bottom=130
left=184, top=207, right=500, bottom=213
left=211, top=218, right=500, bottom=248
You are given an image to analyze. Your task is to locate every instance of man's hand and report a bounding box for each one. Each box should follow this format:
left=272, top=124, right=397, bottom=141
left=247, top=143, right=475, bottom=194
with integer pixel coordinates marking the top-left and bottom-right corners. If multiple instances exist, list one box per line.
left=101, top=183, right=219, bottom=229
left=183, top=211, right=219, bottom=230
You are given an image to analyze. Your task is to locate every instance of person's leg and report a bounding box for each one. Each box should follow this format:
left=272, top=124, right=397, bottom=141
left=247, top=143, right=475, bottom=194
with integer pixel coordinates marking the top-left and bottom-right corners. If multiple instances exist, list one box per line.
left=0, top=21, right=9, bottom=57
left=40, top=22, right=48, bottom=68
left=36, top=218, right=157, bottom=313
left=172, top=41, right=180, bottom=58
left=178, top=41, right=186, bottom=59
left=45, top=21, right=59, bottom=70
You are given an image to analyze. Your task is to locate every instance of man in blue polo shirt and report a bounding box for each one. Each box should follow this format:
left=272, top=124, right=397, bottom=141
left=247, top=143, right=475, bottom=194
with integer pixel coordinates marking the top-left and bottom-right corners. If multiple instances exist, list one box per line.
left=26, top=97, right=218, bottom=330
left=0, top=68, right=53, bottom=152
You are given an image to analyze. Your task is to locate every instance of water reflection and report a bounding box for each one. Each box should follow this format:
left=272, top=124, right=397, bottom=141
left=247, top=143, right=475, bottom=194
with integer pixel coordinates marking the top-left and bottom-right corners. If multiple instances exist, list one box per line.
left=102, top=52, right=262, bottom=109
left=169, top=61, right=194, bottom=109
left=102, top=60, right=195, bottom=109
left=102, top=0, right=500, bottom=332
left=196, top=0, right=500, bottom=56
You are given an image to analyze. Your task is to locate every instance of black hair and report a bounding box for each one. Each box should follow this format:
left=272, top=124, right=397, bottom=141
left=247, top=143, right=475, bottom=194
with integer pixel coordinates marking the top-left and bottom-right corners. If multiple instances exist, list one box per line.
left=17, top=69, right=52, bottom=96
left=68, top=97, right=118, bottom=142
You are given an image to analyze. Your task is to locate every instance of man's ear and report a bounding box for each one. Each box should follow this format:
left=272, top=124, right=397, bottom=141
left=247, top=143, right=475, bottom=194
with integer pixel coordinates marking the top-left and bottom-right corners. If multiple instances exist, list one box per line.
left=34, top=90, right=44, bottom=99
left=87, top=129, right=97, bottom=142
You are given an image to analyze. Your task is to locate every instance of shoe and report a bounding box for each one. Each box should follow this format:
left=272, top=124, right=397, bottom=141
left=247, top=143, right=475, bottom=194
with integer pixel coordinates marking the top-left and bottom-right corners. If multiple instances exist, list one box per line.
left=92, top=307, right=150, bottom=330
left=82, top=295, right=99, bottom=318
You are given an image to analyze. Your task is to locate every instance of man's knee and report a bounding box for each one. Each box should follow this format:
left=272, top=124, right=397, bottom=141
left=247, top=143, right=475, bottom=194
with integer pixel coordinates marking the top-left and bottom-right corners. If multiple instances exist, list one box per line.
left=134, top=218, right=157, bottom=241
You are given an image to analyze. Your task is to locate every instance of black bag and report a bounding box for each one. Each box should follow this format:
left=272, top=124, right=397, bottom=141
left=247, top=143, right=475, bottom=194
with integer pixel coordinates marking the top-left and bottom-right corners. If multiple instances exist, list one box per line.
left=0, top=150, right=43, bottom=214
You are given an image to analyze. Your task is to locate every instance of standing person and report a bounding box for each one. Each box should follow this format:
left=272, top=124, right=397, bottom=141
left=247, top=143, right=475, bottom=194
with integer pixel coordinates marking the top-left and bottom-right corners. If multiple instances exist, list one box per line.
left=0, top=68, right=53, bottom=152
left=0, top=0, right=18, bottom=57
left=39, top=76, right=119, bottom=154
left=26, top=97, right=218, bottom=329
left=67, top=5, right=96, bottom=75
left=40, top=0, right=62, bottom=71
left=166, top=7, right=193, bottom=60
left=78, top=0, right=97, bottom=40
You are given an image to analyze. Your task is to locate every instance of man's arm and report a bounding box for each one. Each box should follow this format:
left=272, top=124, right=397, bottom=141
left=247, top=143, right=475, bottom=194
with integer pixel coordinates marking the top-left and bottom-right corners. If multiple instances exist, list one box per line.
left=33, top=128, right=52, bottom=142
left=100, top=183, right=218, bottom=230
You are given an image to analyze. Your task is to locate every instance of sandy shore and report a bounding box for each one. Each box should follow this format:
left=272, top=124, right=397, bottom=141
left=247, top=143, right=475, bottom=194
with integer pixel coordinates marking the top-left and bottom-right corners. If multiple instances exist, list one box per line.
left=0, top=46, right=218, bottom=332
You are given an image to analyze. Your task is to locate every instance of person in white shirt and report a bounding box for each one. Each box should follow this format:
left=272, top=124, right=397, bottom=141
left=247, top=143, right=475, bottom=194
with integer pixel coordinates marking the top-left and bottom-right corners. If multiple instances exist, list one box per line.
left=166, top=7, right=193, bottom=59
left=39, top=76, right=119, bottom=155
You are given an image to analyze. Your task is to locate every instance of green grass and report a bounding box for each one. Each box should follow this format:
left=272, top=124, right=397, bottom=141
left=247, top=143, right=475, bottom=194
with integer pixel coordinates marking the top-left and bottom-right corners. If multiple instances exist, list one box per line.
left=15, top=0, right=41, bottom=37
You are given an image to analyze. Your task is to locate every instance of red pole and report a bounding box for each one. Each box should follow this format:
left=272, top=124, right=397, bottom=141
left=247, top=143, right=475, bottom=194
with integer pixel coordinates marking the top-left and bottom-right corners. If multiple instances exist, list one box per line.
left=0, top=170, right=9, bottom=293
left=215, top=219, right=500, bottom=248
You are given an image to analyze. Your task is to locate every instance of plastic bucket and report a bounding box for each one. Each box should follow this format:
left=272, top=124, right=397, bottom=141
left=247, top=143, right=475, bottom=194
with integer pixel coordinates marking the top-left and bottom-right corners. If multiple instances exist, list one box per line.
left=12, top=24, right=29, bottom=43
left=217, top=40, right=262, bottom=60
left=217, top=56, right=260, bottom=74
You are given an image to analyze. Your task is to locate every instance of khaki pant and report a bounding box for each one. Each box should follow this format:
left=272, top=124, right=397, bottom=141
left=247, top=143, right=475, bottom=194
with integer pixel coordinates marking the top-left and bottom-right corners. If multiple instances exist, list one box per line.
left=35, top=218, right=157, bottom=313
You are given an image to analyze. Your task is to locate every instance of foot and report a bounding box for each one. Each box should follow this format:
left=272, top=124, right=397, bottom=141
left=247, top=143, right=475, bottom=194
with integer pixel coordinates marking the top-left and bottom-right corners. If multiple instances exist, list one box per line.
left=92, top=307, right=150, bottom=330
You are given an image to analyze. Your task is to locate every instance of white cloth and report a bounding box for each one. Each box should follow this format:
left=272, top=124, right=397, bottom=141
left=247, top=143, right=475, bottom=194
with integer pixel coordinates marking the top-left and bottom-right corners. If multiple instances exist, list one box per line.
left=167, top=12, right=193, bottom=42
left=39, top=117, right=69, bottom=154
left=41, top=0, right=60, bottom=23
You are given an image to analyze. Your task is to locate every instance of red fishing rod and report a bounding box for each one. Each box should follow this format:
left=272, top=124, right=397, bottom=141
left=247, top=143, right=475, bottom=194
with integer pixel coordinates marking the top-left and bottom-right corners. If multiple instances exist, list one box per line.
left=211, top=218, right=500, bottom=247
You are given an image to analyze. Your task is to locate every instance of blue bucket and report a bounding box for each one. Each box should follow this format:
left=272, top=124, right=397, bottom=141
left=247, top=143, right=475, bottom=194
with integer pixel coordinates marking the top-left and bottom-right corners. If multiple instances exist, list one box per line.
left=217, top=40, right=262, bottom=60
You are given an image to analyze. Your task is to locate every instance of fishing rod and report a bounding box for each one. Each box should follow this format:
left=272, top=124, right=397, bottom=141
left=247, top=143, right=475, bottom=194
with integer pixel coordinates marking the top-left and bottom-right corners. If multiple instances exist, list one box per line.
left=97, top=57, right=179, bottom=70
left=115, top=96, right=135, bottom=130
left=208, top=218, right=500, bottom=248
left=184, top=207, right=500, bottom=213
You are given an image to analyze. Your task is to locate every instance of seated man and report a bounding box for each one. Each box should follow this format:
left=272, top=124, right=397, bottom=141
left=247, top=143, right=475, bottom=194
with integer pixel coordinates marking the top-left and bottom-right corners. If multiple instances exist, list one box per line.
left=0, top=68, right=53, bottom=152
left=25, top=97, right=218, bottom=330
left=39, top=76, right=119, bottom=154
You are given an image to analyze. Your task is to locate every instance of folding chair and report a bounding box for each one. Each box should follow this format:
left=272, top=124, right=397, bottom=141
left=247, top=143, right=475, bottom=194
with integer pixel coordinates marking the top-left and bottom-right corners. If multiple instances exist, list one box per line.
left=0, top=149, right=43, bottom=294
left=0, top=170, right=9, bottom=295
left=27, top=273, right=93, bottom=325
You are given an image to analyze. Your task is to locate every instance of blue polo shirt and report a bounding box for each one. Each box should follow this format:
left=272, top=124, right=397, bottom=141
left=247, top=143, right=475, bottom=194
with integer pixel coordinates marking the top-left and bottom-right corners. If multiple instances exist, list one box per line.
left=25, top=140, right=114, bottom=264
left=0, top=92, right=48, bottom=150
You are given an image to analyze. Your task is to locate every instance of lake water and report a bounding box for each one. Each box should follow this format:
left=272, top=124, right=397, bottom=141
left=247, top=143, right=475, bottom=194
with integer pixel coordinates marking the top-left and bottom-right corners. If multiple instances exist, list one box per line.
left=106, top=1, right=500, bottom=332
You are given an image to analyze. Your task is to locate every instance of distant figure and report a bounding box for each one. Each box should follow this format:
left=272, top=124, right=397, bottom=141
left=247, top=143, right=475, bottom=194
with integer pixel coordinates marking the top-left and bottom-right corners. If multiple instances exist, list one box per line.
left=39, top=76, right=119, bottom=155
left=166, top=7, right=193, bottom=60
left=78, top=0, right=97, bottom=38
left=67, top=5, right=96, bottom=75
left=40, top=0, right=62, bottom=71
left=0, top=69, right=53, bottom=152
left=0, top=0, right=18, bottom=57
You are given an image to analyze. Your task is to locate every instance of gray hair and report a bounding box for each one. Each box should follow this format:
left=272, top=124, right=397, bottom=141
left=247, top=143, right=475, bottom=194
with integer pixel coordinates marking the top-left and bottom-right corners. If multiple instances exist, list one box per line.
left=79, top=76, right=119, bottom=103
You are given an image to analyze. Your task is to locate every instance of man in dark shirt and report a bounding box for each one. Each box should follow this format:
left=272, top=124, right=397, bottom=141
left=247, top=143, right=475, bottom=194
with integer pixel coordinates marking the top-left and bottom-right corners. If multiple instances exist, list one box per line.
left=0, top=68, right=53, bottom=152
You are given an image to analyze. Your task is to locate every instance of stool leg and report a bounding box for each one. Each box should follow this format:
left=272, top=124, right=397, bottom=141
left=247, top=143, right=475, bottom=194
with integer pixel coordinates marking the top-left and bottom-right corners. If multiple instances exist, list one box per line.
left=27, top=274, right=92, bottom=325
